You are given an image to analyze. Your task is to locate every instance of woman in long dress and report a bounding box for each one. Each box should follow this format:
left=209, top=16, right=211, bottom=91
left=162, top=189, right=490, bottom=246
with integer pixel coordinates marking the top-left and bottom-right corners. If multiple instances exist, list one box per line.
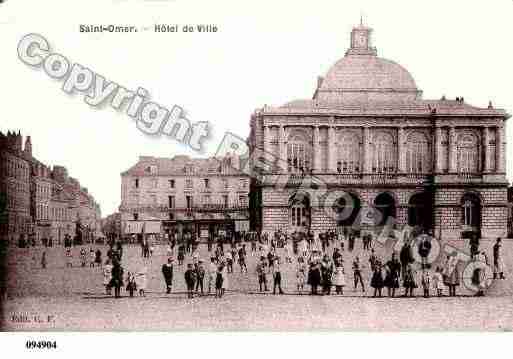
left=443, top=254, right=460, bottom=297
left=221, top=261, right=229, bottom=296
left=103, top=260, right=113, bottom=295
left=332, top=262, right=346, bottom=295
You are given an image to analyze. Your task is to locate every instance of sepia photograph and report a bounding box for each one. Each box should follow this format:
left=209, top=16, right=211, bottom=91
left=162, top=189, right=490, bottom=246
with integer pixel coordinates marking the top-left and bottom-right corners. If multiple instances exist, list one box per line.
left=1, top=0, right=513, bottom=343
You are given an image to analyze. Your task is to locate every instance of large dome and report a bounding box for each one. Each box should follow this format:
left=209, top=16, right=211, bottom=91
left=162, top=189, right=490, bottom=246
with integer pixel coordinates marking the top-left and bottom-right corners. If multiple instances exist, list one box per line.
left=314, top=24, right=422, bottom=103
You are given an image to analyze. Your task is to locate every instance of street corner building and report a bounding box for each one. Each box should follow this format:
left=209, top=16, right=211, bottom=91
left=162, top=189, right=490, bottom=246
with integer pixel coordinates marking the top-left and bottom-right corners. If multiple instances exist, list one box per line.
left=248, top=23, right=510, bottom=241
left=0, top=131, right=102, bottom=247
left=119, top=153, right=250, bottom=241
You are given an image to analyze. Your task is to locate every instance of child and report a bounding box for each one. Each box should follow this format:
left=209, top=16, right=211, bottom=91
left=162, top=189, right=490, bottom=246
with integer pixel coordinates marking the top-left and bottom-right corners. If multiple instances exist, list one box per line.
left=403, top=263, right=417, bottom=297
left=66, top=248, right=73, bottom=268
left=432, top=267, right=444, bottom=297
left=177, top=244, right=185, bottom=266
left=296, top=257, right=307, bottom=294
left=136, top=266, right=147, bottom=297
left=126, top=272, right=137, bottom=297
left=103, top=260, right=113, bottom=295
left=184, top=263, right=197, bottom=299
left=89, top=248, right=95, bottom=267
left=370, top=261, right=384, bottom=297
left=80, top=248, right=87, bottom=267
left=421, top=270, right=431, bottom=298
left=333, top=262, right=346, bottom=295
left=225, top=250, right=233, bottom=273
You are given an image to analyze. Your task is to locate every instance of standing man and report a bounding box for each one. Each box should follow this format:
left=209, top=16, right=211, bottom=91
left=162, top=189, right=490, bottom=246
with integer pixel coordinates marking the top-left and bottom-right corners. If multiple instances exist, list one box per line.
left=493, top=238, right=505, bottom=280
left=184, top=263, right=197, bottom=299
left=352, top=257, right=365, bottom=293
left=256, top=257, right=268, bottom=292
left=162, top=258, right=174, bottom=294
left=272, top=258, right=284, bottom=295
left=195, top=260, right=206, bottom=295
left=111, top=259, right=124, bottom=298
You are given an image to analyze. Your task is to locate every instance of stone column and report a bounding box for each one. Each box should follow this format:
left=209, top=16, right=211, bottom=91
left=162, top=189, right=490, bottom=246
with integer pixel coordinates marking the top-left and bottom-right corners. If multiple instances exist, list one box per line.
left=448, top=127, right=456, bottom=173
left=279, top=125, right=287, bottom=172
left=327, top=126, right=335, bottom=173
left=397, top=127, right=405, bottom=173
left=363, top=127, right=370, bottom=173
left=263, top=125, right=272, bottom=171
left=312, top=125, right=320, bottom=173
left=482, top=126, right=490, bottom=172
left=496, top=125, right=505, bottom=173
left=434, top=126, right=442, bottom=172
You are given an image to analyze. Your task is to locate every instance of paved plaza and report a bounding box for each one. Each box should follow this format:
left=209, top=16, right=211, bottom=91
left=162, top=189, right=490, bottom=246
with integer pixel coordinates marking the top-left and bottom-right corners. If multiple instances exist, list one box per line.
left=2, top=238, right=513, bottom=331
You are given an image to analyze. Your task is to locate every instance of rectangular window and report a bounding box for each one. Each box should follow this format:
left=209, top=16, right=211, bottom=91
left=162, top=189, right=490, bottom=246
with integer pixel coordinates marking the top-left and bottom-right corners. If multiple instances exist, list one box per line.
left=222, top=195, right=229, bottom=207
left=186, top=196, right=193, bottom=209
left=204, top=179, right=210, bottom=188
left=134, top=179, right=139, bottom=188
left=239, top=195, right=248, bottom=207
left=168, top=196, right=175, bottom=208
left=186, top=179, right=193, bottom=189
left=133, top=213, right=139, bottom=221
left=169, top=179, right=175, bottom=188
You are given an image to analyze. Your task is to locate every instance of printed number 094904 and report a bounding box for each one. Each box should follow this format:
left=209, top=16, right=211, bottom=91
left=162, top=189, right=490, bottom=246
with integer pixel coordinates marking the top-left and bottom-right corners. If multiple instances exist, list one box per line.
left=25, top=341, right=57, bottom=349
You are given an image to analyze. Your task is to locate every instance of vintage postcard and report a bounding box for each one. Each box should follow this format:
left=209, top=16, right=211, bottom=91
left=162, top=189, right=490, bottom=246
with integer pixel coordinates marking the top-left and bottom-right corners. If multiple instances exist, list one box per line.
left=1, top=0, right=513, bottom=339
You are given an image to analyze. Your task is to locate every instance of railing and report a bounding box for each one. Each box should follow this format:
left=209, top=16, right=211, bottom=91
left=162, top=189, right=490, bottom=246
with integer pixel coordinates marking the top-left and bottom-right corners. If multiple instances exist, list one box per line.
left=457, top=172, right=482, bottom=180
left=119, top=204, right=250, bottom=212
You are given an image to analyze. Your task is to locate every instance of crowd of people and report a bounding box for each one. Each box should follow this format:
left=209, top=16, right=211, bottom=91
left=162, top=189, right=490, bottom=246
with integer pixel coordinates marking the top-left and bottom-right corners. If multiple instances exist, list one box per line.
left=87, top=228, right=506, bottom=299
left=29, top=227, right=507, bottom=300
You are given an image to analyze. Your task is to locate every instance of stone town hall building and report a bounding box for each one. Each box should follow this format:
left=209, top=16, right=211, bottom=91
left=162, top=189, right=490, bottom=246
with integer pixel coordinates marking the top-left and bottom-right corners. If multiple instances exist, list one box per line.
left=248, top=23, right=510, bottom=240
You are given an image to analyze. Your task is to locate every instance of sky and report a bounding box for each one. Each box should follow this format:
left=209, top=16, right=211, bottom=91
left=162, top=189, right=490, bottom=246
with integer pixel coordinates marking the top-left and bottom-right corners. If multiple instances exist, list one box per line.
left=1, top=0, right=512, bottom=216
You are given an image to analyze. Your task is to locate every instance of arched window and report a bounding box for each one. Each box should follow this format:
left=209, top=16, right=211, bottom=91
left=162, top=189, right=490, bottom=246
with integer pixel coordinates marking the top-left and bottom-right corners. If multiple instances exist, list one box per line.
left=405, top=132, right=430, bottom=173
left=287, top=133, right=311, bottom=174
left=462, top=193, right=481, bottom=228
left=457, top=133, right=479, bottom=173
left=337, top=133, right=361, bottom=173
left=371, top=132, right=396, bottom=173
left=289, top=193, right=310, bottom=230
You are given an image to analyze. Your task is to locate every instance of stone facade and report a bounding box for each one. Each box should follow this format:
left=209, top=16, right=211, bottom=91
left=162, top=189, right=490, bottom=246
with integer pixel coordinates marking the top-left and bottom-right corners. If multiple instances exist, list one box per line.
left=119, top=154, right=250, bottom=239
left=248, top=23, right=510, bottom=240
left=0, top=131, right=102, bottom=246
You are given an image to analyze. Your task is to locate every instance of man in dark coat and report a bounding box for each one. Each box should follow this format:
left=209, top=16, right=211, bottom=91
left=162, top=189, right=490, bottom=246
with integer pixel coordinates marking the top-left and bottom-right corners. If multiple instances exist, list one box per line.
left=308, top=261, right=321, bottom=295
left=110, top=259, right=124, bottom=298
left=162, top=258, right=174, bottom=294
left=400, top=240, right=414, bottom=277
left=184, top=263, right=197, bottom=298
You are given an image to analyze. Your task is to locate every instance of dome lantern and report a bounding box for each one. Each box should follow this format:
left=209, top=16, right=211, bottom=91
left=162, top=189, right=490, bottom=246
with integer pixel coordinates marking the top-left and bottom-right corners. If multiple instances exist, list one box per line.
left=313, top=22, right=423, bottom=103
